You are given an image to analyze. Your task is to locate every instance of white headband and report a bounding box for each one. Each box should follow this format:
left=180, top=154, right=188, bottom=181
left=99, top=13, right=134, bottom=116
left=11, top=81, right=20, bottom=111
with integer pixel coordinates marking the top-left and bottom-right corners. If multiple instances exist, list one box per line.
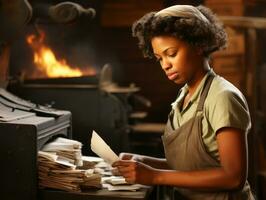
left=155, top=5, right=209, bottom=24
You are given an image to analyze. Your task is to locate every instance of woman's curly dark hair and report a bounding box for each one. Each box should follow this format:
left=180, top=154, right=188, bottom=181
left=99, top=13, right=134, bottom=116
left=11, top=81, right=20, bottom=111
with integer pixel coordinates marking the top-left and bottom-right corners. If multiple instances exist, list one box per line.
left=132, top=5, right=227, bottom=58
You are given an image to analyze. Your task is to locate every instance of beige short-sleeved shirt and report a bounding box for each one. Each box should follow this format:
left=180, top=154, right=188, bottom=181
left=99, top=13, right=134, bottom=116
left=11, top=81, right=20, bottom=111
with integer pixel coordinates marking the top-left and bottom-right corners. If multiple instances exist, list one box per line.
left=171, top=69, right=251, bottom=160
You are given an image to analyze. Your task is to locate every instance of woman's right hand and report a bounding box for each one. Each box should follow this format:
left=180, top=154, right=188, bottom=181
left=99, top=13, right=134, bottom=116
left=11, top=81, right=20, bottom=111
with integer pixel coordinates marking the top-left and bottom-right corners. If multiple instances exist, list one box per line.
left=112, top=153, right=143, bottom=176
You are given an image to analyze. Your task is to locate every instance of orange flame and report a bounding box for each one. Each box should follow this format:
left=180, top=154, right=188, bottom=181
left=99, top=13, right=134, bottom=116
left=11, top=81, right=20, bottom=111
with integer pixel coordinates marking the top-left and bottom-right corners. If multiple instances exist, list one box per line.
left=26, top=31, right=96, bottom=78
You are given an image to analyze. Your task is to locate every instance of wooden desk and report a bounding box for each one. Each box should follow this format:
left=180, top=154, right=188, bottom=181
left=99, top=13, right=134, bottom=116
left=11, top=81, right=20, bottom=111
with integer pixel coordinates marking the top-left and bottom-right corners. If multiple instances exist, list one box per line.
left=39, top=187, right=154, bottom=200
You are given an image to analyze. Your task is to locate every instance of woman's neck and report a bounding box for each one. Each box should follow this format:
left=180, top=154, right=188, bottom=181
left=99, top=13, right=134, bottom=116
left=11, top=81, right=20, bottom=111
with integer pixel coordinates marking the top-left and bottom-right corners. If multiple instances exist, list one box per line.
left=187, top=60, right=210, bottom=95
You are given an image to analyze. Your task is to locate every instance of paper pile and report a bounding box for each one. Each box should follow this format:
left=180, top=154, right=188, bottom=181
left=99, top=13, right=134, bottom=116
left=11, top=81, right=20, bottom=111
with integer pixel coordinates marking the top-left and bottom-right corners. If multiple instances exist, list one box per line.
left=38, top=137, right=103, bottom=192
left=38, top=151, right=102, bottom=192
left=42, top=137, right=83, bottom=166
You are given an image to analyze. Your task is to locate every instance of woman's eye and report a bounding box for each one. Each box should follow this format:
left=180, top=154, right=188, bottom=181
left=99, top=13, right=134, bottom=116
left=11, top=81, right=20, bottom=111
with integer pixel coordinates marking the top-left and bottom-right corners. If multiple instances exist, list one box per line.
left=168, top=52, right=176, bottom=57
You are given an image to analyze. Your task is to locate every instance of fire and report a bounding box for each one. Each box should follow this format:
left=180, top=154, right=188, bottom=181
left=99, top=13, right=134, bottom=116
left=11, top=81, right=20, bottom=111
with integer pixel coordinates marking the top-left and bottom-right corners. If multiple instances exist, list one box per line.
left=26, top=31, right=95, bottom=78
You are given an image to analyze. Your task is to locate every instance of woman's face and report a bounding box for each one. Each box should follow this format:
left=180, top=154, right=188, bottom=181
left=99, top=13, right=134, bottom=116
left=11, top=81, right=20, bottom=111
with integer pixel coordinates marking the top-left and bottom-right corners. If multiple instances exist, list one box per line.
left=151, top=35, right=204, bottom=85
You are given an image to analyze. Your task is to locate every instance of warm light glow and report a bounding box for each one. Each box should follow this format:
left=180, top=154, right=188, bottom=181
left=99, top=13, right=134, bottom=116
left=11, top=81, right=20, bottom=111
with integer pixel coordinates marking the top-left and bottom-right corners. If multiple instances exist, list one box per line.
left=26, top=31, right=96, bottom=78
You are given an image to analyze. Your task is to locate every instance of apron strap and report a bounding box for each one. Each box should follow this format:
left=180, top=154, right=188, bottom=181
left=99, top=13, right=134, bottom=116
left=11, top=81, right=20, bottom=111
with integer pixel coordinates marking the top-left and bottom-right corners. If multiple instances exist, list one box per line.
left=196, top=73, right=215, bottom=112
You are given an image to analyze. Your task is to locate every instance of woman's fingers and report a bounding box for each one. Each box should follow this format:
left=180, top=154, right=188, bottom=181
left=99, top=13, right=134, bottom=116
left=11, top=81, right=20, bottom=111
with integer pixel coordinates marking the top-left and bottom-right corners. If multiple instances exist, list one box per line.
left=112, top=160, right=137, bottom=179
left=119, top=152, right=133, bottom=160
left=123, top=173, right=136, bottom=184
left=113, top=160, right=135, bottom=167
left=117, top=166, right=130, bottom=173
left=117, top=165, right=137, bottom=184
left=111, top=167, right=120, bottom=176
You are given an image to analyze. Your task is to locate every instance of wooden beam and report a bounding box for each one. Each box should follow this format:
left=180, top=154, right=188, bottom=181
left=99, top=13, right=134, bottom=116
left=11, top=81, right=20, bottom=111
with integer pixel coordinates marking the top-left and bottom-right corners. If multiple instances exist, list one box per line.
left=220, top=16, right=266, bottom=29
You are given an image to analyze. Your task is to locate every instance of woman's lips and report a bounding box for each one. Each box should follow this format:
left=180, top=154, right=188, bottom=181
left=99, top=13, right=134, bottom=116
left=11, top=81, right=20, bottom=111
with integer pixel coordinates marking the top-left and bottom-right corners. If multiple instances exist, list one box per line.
left=167, top=72, right=178, bottom=80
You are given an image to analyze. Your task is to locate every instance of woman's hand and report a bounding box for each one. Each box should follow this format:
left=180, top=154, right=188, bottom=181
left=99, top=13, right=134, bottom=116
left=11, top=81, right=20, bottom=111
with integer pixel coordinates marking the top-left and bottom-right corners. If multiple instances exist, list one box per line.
left=111, top=152, right=143, bottom=176
left=112, top=160, right=157, bottom=185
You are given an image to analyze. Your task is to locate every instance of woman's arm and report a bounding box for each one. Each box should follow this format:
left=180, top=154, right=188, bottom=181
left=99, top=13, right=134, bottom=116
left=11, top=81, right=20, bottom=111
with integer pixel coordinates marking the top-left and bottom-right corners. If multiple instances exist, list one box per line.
left=113, top=127, right=247, bottom=190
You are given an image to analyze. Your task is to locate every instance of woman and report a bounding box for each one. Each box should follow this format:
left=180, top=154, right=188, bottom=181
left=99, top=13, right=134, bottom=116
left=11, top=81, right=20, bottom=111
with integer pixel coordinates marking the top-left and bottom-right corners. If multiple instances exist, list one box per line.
left=112, top=4, right=254, bottom=200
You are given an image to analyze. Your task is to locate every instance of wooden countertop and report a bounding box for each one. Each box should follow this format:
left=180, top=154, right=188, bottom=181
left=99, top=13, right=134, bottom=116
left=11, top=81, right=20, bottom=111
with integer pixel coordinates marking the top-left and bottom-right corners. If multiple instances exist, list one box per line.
left=38, top=187, right=154, bottom=200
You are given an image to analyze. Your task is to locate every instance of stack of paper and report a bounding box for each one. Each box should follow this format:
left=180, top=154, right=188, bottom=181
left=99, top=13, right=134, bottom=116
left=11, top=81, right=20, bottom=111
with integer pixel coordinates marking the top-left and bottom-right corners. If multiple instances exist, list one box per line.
left=38, top=151, right=102, bottom=192
left=42, top=137, right=83, bottom=166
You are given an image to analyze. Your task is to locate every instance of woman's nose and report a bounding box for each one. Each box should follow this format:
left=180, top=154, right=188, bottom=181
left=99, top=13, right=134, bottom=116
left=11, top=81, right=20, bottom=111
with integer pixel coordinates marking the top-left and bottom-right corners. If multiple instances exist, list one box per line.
left=161, top=58, right=171, bottom=71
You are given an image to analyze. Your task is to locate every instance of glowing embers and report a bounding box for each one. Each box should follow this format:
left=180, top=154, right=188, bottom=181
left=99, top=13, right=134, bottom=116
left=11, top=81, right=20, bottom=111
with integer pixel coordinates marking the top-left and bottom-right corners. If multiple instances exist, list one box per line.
left=26, top=30, right=96, bottom=78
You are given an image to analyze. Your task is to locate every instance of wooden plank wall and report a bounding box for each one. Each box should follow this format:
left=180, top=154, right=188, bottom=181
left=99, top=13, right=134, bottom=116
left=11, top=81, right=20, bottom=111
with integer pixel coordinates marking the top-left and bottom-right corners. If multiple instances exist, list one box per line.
left=101, top=0, right=164, bottom=27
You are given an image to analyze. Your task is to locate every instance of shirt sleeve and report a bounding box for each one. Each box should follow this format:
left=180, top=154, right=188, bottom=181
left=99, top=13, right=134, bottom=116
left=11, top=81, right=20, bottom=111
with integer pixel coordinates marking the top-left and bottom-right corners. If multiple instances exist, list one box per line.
left=207, top=90, right=251, bottom=134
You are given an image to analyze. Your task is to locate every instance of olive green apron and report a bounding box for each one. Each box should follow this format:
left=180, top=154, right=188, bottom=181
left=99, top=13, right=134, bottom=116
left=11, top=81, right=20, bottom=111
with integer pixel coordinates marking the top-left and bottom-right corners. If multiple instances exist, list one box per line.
left=162, top=74, right=254, bottom=200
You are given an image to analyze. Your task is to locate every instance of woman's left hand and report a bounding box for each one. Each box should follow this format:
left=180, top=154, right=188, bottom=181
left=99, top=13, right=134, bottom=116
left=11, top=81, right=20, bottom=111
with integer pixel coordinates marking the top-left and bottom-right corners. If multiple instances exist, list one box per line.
left=112, top=160, right=156, bottom=185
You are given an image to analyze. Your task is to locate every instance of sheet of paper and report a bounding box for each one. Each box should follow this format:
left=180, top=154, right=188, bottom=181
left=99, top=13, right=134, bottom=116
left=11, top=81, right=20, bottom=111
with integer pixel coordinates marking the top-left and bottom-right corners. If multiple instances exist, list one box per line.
left=90, top=130, right=119, bottom=164
left=103, top=176, right=127, bottom=185
left=102, top=183, right=144, bottom=191
left=82, top=156, right=104, bottom=163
